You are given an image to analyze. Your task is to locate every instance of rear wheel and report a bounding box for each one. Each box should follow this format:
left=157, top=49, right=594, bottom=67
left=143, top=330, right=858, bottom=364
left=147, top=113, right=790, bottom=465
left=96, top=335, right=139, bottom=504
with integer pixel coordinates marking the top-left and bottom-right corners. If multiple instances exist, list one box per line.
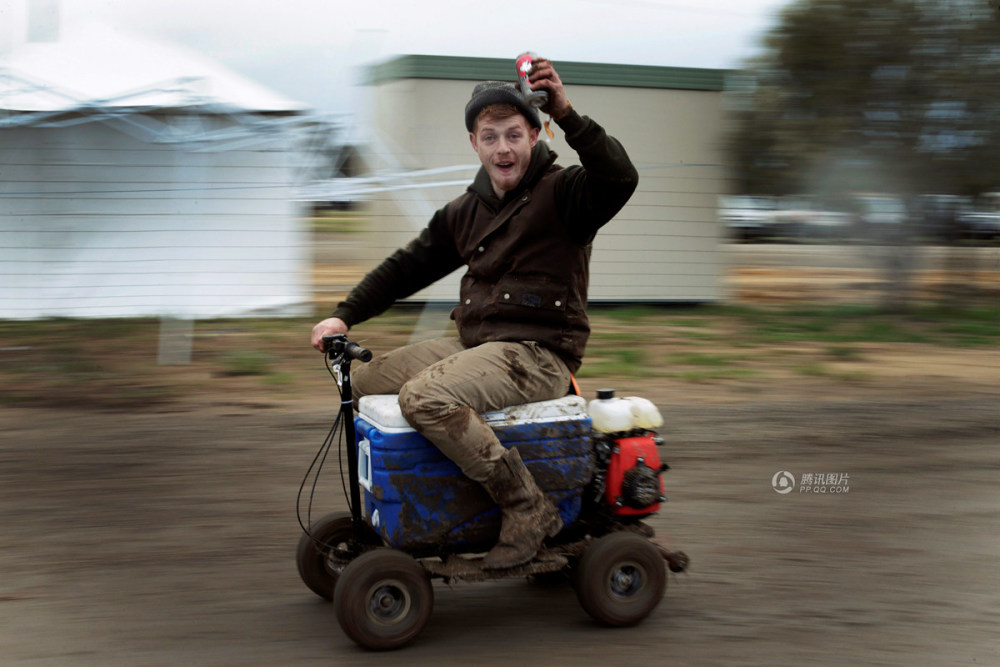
left=334, top=548, right=434, bottom=651
left=575, top=532, right=666, bottom=626
left=296, top=511, right=380, bottom=601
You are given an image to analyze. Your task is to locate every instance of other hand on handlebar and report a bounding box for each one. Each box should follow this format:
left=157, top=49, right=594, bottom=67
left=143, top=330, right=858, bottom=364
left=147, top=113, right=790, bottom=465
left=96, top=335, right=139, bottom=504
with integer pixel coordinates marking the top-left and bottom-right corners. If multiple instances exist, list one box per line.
left=312, top=317, right=349, bottom=351
left=321, top=334, right=373, bottom=363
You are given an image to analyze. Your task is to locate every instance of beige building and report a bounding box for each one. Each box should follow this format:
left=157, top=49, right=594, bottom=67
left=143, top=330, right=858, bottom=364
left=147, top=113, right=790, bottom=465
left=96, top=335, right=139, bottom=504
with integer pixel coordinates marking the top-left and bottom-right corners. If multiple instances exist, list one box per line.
left=359, top=54, right=730, bottom=304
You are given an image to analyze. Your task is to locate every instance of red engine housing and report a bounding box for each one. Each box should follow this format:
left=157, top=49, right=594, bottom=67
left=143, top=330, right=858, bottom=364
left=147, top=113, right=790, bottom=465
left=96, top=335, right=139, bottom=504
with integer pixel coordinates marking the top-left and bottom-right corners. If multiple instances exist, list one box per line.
left=604, top=435, right=666, bottom=516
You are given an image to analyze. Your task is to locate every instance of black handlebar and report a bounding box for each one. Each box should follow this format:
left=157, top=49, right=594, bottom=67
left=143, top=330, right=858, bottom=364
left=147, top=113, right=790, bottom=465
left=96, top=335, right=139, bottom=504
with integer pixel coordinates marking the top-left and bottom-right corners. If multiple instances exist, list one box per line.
left=322, top=334, right=372, bottom=363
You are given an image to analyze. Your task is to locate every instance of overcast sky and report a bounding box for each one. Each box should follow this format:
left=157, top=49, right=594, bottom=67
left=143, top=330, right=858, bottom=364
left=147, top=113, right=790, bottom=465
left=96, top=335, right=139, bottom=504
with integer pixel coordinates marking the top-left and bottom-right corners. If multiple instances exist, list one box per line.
left=8, top=0, right=794, bottom=116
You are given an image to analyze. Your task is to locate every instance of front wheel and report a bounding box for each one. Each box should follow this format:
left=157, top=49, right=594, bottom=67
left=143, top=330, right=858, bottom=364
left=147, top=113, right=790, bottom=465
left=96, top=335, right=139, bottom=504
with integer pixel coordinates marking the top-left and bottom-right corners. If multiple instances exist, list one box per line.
left=575, top=532, right=666, bottom=626
left=333, top=548, right=434, bottom=651
left=296, top=511, right=380, bottom=601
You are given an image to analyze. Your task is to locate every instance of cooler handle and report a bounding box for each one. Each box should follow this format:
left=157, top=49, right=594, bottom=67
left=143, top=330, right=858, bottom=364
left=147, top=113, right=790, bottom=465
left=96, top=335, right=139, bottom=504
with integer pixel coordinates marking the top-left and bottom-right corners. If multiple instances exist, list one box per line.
left=357, top=438, right=373, bottom=492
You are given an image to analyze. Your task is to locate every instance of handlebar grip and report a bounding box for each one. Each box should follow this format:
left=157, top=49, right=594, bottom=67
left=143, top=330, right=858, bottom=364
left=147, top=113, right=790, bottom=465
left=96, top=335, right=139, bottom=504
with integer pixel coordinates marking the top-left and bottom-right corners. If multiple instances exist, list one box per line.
left=321, top=335, right=372, bottom=363
left=345, top=342, right=373, bottom=363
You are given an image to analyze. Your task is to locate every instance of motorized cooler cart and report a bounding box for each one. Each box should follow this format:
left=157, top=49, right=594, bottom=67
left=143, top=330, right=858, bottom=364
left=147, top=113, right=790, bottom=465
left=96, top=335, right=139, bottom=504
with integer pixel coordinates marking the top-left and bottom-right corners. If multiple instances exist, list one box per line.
left=296, top=335, right=689, bottom=650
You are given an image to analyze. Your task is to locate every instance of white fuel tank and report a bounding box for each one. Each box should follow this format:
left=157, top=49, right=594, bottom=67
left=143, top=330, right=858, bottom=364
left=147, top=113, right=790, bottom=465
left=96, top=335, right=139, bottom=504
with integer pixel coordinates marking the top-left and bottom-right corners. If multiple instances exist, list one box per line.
left=588, top=389, right=663, bottom=433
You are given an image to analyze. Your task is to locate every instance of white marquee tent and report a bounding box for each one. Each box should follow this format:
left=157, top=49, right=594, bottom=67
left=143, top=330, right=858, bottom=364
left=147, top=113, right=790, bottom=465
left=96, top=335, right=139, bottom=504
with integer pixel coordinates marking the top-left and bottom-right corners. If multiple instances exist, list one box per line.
left=0, top=21, right=315, bottom=320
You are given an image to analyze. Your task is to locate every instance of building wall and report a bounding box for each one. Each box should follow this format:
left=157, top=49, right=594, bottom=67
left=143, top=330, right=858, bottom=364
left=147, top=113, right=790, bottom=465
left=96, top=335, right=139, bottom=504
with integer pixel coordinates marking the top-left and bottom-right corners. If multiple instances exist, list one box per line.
left=364, top=55, right=729, bottom=303
left=0, top=118, right=309, bottom=319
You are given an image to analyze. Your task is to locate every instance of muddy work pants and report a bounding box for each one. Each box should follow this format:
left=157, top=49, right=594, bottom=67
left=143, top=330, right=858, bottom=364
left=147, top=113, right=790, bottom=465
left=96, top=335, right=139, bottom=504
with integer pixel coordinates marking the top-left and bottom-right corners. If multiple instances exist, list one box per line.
left=351, top=338, right=572, bottom=483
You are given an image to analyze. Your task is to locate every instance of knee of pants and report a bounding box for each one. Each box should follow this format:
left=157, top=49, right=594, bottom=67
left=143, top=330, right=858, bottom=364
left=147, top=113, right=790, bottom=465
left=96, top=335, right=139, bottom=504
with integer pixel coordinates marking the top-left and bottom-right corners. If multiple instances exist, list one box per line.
left=397, top=380, right=449, bottom=427
left=349, top=361, right=375, bottom=400
left=397, top=382, right=499, bottom=482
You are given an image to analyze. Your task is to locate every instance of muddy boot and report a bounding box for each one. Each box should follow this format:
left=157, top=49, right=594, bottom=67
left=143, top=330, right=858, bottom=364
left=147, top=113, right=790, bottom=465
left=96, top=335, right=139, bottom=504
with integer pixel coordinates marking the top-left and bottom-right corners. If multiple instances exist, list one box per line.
left=481, top=447, right=563, bottom=569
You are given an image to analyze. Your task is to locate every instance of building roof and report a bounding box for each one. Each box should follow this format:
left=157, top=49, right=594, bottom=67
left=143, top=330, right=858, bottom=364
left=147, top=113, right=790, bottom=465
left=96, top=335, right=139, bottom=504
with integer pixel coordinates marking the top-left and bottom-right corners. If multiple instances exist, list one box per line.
left=0, top=21, right=308, bottom=114
left=367, top=54, right=730, bottom=92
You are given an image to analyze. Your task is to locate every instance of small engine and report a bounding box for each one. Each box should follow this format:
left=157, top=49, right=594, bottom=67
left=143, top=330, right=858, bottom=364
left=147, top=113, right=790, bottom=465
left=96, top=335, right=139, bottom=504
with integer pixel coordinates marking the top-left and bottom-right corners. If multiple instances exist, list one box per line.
left=604, top=434, right=668, bottom=516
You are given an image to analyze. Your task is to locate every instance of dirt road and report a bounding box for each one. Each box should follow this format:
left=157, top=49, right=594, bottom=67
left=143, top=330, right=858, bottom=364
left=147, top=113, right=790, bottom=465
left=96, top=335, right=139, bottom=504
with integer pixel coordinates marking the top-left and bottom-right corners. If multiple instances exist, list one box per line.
left=2, top=383, right=997, bottom=665
left=1, top=244, right=998, bottom=664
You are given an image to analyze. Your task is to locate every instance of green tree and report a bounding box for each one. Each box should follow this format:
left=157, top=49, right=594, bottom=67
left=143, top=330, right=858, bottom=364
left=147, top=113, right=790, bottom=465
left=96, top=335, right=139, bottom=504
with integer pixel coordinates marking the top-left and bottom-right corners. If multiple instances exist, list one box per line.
left=727, top=0, right=1000, bottom=200
left=725, top=0, right=1000, bottom=310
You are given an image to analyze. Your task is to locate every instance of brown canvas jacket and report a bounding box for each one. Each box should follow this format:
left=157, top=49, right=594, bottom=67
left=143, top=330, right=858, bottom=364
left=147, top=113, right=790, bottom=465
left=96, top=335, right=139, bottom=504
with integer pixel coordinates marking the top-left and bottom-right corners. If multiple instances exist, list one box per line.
left=332, top=108, right=638, bottom=372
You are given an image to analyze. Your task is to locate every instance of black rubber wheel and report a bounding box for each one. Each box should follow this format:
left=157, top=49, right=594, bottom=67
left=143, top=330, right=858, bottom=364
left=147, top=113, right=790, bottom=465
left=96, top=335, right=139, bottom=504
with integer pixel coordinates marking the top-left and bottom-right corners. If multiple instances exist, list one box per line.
left=296, top=511, right=379, bottom=601
left=575, top=532, right=666, bottom=626
left=333, top=548, right=434, bottom=651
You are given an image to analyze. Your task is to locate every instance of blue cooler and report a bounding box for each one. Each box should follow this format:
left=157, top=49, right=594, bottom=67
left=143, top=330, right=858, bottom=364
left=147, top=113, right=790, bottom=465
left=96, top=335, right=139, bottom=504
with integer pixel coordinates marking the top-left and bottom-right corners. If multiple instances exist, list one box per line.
left=354, top=394, right=594, bottom=553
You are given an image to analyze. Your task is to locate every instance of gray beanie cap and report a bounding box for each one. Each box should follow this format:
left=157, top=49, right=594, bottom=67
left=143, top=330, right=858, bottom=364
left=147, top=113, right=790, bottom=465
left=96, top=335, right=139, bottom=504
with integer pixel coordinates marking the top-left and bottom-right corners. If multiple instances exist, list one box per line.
left=464, top=81, right=541, bottom=132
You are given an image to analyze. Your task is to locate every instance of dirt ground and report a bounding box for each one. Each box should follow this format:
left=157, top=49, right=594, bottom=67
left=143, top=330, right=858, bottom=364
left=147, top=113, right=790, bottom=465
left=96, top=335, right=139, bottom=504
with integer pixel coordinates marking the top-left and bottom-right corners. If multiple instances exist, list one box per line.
left=1, top=248, right=998, bottom=666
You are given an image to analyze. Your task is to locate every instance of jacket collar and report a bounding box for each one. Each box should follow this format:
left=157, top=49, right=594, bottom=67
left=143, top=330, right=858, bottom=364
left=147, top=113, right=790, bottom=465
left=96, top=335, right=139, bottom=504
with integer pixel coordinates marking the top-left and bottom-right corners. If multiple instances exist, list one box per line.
left=469, top=142, right=558, bottom=210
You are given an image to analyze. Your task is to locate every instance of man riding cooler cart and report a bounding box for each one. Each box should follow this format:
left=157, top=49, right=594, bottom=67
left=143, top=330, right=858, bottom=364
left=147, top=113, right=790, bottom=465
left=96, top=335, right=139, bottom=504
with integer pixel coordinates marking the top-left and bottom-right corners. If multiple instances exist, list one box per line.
left=310, top=57, right=639, bottom=569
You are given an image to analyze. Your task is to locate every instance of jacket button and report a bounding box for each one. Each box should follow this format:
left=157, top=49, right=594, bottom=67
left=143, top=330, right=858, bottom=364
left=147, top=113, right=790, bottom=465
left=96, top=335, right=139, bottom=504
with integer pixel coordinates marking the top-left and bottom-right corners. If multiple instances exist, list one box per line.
left=465, top=298, right=471, bottom=305
left=521, top=195, right=528, bottom=201
left=504, top=293, right=510, bottom=300
left=555, top=300, right=562, bottom=307
left=477, top=246, right=485, bottom=252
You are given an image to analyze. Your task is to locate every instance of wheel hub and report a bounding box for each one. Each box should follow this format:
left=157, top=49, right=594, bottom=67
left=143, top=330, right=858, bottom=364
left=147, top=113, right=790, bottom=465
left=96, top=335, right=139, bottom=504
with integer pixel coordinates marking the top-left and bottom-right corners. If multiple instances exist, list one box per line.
left=609, top=563, right=645, bottom=598
left=366, top=580, right=411, bottom=625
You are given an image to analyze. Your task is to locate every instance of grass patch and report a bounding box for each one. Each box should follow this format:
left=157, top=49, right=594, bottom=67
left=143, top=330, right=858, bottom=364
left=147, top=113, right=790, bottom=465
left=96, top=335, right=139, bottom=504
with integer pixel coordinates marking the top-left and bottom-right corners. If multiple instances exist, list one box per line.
left=668, top=352, right=742, bottom=367
left=851, top=320, right=928, bottom=344
left=591, top=305, right=663, bottom=321
left=826, top=345, right=864, bottom=361
left=686, top=303, right=1000, bottom=347
left=0, top=317, right=156, bottom=346
left=664, top=351, right=754, bottom=382
left=672, top=329, right=721, bottom=341
left=746, top=316, right=840, bottom=343
left=836, top=370, right=872, bottom=382
left=309, top=211, right=366, bottom=234
left=578, top=330, right=656, bottom=378
left=262, top=372, right=298, bottom=386
left=665, top=318, right=712, bottom=328
left=217, top=350, right=274, bottom=376
left=669, top=368, right=761, bottom=383
left=929, top=312, right=1000, bottom=345
left=0, top=301, right=993, bottom=407
left=795, top=362, right=830, bottom=377
left=576, top=347, right=651, bottom=378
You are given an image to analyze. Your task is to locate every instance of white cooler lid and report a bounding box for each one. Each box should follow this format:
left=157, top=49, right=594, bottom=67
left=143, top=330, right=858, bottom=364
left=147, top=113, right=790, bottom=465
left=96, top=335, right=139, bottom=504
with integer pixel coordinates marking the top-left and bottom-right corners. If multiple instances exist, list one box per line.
left=357, top=394, right=588, bottom=431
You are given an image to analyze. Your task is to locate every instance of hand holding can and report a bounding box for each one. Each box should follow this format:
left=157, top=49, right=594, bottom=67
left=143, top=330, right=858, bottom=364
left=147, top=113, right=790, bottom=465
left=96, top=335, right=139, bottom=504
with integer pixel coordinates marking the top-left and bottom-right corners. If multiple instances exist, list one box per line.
left=516, top=52, right=549, bottom=108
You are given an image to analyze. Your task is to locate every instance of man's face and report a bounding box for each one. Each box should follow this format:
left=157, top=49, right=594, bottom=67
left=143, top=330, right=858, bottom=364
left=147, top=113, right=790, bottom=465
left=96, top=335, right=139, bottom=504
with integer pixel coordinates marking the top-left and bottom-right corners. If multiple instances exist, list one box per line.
left=470, top=114, right=540, bottom=198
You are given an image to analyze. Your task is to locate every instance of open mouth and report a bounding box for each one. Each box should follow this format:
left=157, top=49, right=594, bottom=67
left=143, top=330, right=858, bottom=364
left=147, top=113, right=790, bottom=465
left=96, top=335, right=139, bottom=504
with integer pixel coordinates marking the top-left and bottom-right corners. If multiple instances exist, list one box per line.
left=496, top=161, right=514, bottom=171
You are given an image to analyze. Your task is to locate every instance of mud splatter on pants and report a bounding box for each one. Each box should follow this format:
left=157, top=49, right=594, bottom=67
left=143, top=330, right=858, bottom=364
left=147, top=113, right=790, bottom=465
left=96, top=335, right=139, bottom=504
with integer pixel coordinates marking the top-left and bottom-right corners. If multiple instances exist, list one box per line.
left=351, top=338, right=572, bottom=482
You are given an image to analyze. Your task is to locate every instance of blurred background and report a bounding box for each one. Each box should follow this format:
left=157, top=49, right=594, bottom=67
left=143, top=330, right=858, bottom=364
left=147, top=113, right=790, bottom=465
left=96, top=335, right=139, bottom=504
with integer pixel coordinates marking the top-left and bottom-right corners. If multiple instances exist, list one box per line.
left=2, top=4, right=997, bottom=663
left=2, top=0, right=997, bottom=328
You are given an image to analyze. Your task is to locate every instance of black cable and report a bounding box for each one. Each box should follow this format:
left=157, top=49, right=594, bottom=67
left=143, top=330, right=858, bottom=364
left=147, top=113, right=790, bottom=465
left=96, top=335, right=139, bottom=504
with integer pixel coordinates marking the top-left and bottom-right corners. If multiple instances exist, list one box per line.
left=295, top=352, right=349, bottom=545
left=295, top=411, right=340, bottom=539
left=328, top=354, right=354, bottom=518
